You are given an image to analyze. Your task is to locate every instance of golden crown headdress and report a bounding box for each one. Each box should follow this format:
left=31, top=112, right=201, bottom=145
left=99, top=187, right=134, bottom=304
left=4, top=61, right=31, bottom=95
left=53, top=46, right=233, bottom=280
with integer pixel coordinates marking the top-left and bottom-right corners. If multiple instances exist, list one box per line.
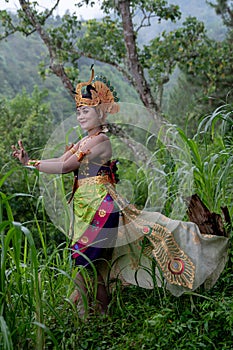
left=75, top=68, right=120, bottom=114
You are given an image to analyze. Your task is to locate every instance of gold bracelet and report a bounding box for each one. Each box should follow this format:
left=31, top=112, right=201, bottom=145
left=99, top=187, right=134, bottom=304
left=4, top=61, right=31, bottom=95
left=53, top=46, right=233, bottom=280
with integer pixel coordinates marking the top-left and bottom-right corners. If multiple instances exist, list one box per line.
left=27, top=159, right=40, bottom=167
left=74, top=150, right=86, bottom=162
left=69, top=147, right=76, bottom=154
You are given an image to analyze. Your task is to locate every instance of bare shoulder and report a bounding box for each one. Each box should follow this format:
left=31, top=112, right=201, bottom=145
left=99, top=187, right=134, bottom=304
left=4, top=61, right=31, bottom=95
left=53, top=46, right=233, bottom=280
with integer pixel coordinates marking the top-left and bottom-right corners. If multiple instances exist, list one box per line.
left=92, top=133, right=110, bottom=145
left=87, top=133, right=112, bottom=159
left=97, top=133, right=110, bottom=141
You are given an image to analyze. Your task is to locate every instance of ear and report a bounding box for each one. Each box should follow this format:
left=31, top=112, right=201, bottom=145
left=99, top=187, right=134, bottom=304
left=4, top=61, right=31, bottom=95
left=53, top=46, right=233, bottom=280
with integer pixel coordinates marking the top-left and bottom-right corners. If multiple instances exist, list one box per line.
left=97, top=107, right=107, bottom=121
left=99, top=109, right=105, bottom=120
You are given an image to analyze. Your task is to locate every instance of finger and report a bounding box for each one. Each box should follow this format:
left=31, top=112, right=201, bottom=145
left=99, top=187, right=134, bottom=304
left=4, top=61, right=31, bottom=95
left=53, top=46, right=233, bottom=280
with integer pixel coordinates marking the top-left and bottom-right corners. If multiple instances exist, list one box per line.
left=18, top=140, right=24, bottom=150
left=12, top=145, right=19, bottom=152
left=20, top=149, right=26, bottom=157
left=12, top=151, right=19, bottom=158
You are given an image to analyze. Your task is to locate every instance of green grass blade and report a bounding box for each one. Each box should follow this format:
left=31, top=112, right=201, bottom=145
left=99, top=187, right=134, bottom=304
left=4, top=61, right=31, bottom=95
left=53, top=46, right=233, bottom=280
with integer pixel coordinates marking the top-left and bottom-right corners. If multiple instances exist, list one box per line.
left=0, top=316, right=13, bottom=350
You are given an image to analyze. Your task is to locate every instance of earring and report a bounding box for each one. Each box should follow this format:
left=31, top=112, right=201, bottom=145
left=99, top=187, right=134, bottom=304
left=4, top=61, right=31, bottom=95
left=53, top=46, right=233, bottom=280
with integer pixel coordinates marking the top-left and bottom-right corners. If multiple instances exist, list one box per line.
left=101, top=124, right=109, bottom=133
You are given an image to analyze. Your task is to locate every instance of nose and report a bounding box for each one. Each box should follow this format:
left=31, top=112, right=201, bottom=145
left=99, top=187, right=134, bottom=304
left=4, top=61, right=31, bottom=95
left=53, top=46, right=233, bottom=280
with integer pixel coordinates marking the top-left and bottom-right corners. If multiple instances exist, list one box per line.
left=76, top=111, right=82, bottom=120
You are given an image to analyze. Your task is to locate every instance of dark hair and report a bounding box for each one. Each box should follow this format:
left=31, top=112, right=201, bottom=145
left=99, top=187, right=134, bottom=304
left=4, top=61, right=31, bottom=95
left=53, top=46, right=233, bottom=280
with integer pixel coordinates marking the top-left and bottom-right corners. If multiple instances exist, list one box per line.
left=82, top=85, right=97, bottom=99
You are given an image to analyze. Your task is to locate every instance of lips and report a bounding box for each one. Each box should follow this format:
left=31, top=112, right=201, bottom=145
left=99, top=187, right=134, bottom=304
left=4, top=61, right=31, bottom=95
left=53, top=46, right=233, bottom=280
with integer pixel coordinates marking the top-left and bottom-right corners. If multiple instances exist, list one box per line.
left=78, top=119, right=87, bottom=124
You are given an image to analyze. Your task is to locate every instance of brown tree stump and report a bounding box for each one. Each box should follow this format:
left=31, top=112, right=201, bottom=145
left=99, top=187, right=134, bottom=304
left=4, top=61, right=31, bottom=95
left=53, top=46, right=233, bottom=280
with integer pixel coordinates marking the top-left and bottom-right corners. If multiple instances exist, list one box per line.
left=186, top=194, right=231, bottom=237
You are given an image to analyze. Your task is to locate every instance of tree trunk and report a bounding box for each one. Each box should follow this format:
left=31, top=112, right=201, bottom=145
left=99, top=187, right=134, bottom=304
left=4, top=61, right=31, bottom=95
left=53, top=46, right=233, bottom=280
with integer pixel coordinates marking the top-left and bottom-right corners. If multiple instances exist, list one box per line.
left=186, top=194, right=231, bottom=237
left=118, top=0, right=159, bottom=113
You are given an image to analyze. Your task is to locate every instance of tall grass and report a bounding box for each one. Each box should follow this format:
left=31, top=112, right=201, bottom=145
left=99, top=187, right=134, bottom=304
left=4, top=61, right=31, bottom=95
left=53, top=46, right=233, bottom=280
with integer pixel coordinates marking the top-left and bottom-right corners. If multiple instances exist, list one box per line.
left=0, top=169, right=81, bottom=349
left=179, top=105, right=232, bottom=214
left=142, top=105, right=232, bottom=220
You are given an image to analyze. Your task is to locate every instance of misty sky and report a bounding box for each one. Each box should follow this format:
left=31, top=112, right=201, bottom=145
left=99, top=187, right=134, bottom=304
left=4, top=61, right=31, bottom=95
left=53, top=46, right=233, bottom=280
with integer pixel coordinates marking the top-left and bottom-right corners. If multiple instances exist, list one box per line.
left=0, top=0, right=104, bottom=19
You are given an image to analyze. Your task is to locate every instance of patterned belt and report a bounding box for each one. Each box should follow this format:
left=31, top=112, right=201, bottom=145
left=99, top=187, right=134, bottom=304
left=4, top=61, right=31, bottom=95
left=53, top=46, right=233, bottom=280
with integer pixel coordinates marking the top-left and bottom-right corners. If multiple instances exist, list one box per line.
left=78, top=175, right=111, bottom=187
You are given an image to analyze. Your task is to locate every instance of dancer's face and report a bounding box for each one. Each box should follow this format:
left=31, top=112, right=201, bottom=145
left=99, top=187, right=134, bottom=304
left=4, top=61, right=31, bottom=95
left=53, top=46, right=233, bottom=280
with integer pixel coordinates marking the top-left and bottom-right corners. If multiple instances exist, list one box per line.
left=76, top=106, right=101, bottom=131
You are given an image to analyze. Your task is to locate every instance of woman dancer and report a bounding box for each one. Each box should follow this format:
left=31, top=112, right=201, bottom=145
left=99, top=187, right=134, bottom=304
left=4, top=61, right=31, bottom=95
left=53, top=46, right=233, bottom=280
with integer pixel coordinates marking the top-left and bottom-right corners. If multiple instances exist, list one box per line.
left=12, top=68, right=229, bottom=317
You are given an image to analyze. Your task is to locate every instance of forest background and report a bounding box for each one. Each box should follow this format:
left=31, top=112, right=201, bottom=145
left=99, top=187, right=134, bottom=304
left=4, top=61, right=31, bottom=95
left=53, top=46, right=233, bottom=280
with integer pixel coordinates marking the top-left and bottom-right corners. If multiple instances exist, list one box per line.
left=0, top=0, right=232, bottom=349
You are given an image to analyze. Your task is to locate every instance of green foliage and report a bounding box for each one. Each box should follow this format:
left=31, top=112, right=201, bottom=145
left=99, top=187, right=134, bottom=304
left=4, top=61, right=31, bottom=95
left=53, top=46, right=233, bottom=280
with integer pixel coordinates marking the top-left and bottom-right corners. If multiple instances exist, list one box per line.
left=130, top=0, right=181, bottom=22
left=116, top=158, right=148, bottom=208
left=0, top=8, right=24, bottom=39
left=44, top=13, right=81, bottom=81
left=0, top=28, right=75, bottom=122
left=137, top=0, right=227, bottom=42
left=208, top=0, right=233, bottom=28
left=79, top=0, right=181, bottom=21
left=0, top=196, right=233, bottom=350
left=0, top=185, right=71, bottom=349
left=136, top=105, right=233, bottom=223
left=142, top=17, right=206, bottom=82
left=163, top=71, right=202, bottom=132
left=143, top=16, right=233, bottom=107
left=77, top=17, right=125, bottom=64
left=0, top=86, right=53, bottom=166
left=193, top=104, right=233, bottom=212
left=0, top=86, right=54, bottom=225
left=0, top=1, right=63, bottom=38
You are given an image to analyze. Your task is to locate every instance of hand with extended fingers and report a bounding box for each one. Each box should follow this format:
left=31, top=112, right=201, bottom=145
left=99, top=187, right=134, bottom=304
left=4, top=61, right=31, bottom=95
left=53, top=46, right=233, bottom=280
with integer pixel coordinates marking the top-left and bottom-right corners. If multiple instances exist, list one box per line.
left=11, top=140, right=29, bottom=165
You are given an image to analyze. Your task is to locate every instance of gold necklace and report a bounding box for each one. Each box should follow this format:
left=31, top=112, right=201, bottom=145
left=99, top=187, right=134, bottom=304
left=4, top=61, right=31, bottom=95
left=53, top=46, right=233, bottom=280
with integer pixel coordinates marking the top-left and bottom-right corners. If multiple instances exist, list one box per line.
left=79, top=130, right=102, bottom=150
left=71, top=131, right=102, bottom=161
left=69, top=131, right=102, bottom=159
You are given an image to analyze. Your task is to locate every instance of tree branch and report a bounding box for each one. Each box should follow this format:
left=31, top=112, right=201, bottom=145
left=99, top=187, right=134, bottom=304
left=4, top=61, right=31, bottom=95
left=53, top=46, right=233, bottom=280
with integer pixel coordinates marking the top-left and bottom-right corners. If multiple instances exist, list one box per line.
left=135, top=9, right=157, bottom=33
left=18, top=0, right=74, bottom=97
left=43, top=0, right=60, bottom=19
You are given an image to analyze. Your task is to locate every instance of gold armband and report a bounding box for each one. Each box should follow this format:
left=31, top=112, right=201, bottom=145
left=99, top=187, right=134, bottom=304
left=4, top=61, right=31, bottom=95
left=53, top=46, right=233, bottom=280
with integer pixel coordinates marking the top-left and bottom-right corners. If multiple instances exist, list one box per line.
left=74, top=150, right=90, bottom=162
left=74, top=150, right=86, bottom=162
left=69, top=147, right=76, bottom=155
left=27, top=159, right=40, bottom=167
